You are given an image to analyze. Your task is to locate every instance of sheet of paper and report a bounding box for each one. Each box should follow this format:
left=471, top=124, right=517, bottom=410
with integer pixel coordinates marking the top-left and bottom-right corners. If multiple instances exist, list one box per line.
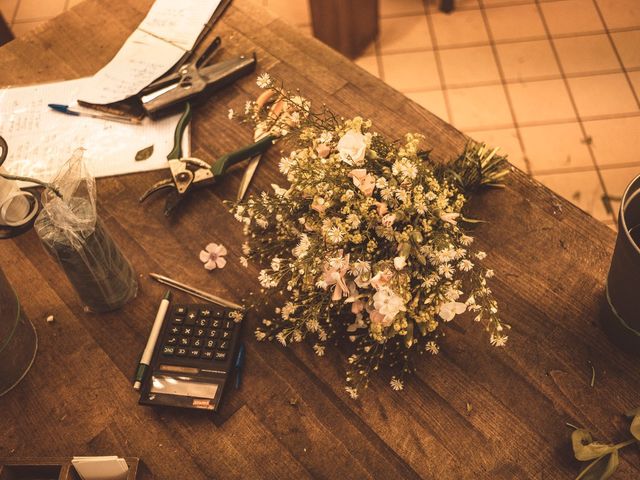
left=0, top=78, right=189, bottom=184
left=72, top=456, right=129, bottom=480
left=78, top=0, right=221, bottom=105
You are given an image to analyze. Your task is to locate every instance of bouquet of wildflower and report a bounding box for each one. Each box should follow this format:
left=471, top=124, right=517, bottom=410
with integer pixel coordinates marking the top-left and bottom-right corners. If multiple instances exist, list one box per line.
left=232, top=74, right=510, bottom=398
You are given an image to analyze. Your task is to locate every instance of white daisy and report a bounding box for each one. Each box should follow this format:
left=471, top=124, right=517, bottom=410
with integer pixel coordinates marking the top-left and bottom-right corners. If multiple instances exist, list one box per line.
left=425, top=341, right=439, bottom=355
left=390, top=377, right=404, bottom=391
left=256, top=72, right=272, bottom=88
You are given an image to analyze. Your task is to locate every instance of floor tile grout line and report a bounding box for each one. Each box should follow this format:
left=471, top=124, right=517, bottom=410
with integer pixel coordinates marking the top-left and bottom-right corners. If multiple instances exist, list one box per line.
left=10, top=0, right=21, bottom=24
left=12, top=15, right=58, bottom=25
left=461, top=110, right=640, bottom=131
left=532, top=160, right=640, bottom=176
left=477, top=0, right=532, bottom=174
left=422, top=0, right=454, bottom=124
left=590, top=0, right=640, bottom=109
left=534, top=0, right=616, bottom=223
left=366, top=26, right=640, bottom=57
left=373, top=35, right=385, bottom=82
left=379, top=0, right=583, bottom=18
left=390, top=68, right=636, bottom=93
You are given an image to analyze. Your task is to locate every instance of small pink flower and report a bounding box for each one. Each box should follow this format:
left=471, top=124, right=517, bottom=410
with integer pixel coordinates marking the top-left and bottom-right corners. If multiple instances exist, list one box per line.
left=199, top=243, right=227, bottom=270
left=317, top=143, right=331, bottom=158
left=375, top=202, right=388, bottom=216
left=351, top=299, right=365, bottom=314
left=348, top=169, right=376, bottom=197
left=370, top=269, right=392, bottom=290
left=311, top=196, right=329, bottom=214
left=381, top=213, right=396, bottom=228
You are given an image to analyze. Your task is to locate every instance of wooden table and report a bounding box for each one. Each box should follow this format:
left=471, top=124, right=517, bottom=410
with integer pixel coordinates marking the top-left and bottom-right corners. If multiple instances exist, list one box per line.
left=1, top=1, right=638, bottom=478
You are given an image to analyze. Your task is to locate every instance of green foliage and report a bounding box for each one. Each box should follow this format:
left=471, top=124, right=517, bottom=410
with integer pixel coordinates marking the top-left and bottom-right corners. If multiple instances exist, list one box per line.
left=570, top=409, right=640, bottom=479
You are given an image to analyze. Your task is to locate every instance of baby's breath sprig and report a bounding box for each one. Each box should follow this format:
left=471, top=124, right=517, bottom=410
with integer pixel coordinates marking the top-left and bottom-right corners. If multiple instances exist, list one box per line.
left=231, top=75, right=510, bottom=399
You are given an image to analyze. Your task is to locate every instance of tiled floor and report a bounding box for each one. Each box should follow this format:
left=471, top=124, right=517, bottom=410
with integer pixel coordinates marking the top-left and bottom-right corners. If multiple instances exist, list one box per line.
left=2, top=0, right=640, bottom=228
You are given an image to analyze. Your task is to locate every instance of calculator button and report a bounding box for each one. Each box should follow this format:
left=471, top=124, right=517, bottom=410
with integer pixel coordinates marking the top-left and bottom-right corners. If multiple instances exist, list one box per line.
left=217, top=340, right=229, bottom=350
left=223, top=320, right=234, bottom=330
left=162, top=346, right=175, bottom=355
left=212, top=309, right=226, bottom=318
left=214, top=351, right=227, bottom=361
left=195, top=328, right=206, bottom=337
left=199, top=308, right=211, bottom=317
left=205, top=339, right=215, bottom=349
left=192, top=338, right=203, bottom=348
left=206, top=328, right=218, bottom=338
left=169, top=326, right=180, bottom=335
left=181, top=327, right=193, bottom=336
left=222, top=331, right=232, bottom=340
left=186, top=312, right=198, bottom=323
left=175, top=306, right=187, bottom=315
left=179, top=337, right=190, bottom=346
left=202, top=350, right=214, bottom=359
left=166, top=336, right=178, bottom=345
left=176, top=348, right=187, bottom=356
left=172, top=317, right=184, bottom=325
left=189, top=349, right=201, bottom=358
left=196, top=318, right=208, bottom=327
left=211, top=319, right=221, bottom=328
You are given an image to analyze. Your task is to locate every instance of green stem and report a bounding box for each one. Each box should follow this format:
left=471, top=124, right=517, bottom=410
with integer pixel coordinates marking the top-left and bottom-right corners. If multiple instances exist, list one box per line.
left=0, top=172, right=62, bottom=198
left=613, top=438, right=637, bottom=450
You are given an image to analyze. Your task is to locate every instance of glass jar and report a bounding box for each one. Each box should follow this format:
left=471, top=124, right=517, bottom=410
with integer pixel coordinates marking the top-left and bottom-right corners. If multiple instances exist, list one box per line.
left=0, top=265, right=37, bottom=396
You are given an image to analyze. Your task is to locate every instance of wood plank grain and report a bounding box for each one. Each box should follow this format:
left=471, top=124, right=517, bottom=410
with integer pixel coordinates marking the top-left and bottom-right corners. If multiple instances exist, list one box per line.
left=1, top=0, right=638, bottom=479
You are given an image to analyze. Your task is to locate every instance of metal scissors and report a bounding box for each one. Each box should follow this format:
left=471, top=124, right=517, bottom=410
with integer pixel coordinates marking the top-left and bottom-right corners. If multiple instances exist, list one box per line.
left=140, top=103, right=275, bottom=216
left=236, top=90, right=286, bottom=201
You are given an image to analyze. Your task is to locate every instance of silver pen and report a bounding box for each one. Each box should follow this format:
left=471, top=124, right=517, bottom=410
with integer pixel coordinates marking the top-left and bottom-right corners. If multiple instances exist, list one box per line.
left=149, top=273, right=242, bottom=310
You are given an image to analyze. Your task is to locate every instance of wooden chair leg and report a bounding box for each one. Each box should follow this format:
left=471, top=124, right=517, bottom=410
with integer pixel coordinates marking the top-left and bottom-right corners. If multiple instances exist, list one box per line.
left=440, top=0, right=455, bottom=13
left=0, top=13, right=14, bottom=46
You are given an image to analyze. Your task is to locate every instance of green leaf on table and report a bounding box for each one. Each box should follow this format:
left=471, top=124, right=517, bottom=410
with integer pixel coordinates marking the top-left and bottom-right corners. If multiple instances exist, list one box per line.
left=135, top=145, right=154, bottom=161
left=575, top=451, right=619, bottom=480
left=572, top=429, right=616, bottom=461
left=630, top=414, right=640, bottom=441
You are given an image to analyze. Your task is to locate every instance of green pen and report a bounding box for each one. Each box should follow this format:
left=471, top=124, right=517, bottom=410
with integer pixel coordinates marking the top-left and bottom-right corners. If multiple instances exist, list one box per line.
left=134, top=290, right=172, bottom=390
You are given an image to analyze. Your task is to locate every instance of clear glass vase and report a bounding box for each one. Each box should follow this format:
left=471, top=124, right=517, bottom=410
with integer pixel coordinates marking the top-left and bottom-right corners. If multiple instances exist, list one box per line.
left=0, top=265, right=38, bottom=396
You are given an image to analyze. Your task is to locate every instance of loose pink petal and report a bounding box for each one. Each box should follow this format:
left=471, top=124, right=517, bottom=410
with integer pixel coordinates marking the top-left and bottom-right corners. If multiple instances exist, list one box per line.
left=217, top=245, right=228, bottom=257
left=215, top=257, right=227, bottom=269
left=199, top=250, right=211, bottom=263
left=205, top=242, right=219, bottom=253
left=204, top=259, right=218, bottom=270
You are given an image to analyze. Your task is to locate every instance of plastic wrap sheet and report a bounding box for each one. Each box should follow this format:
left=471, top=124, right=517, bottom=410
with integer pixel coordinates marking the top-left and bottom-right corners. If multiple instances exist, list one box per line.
left=35, top=150, right=137, bottom=312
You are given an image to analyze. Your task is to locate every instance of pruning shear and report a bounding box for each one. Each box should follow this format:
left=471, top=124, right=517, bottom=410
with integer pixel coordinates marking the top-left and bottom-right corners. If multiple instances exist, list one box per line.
left=139, top=102, right=275, bottom=216
left=139, top=34, right=256, bottom=118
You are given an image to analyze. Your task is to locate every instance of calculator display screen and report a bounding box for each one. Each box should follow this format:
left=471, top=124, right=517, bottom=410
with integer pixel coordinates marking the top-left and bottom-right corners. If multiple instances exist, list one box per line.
left=150, top=374, right=219, bottom=399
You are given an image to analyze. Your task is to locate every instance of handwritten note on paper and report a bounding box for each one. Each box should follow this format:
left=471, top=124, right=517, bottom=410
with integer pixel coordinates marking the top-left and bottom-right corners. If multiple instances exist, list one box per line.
left=0, top=78, right=189, bottom=184
left=78, top=0, right=221, bottom=105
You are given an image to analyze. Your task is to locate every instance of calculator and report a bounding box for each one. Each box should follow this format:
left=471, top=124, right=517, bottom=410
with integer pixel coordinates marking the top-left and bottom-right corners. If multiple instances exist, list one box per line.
left=138, top=303, right=243, bottom=411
